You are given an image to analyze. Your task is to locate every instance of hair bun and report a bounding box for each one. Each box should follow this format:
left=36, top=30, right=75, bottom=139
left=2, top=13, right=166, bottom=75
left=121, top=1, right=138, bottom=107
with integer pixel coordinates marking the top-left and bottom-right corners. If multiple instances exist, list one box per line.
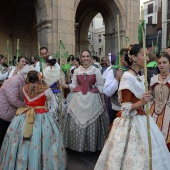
left=128, top=45, right=133, bottom=54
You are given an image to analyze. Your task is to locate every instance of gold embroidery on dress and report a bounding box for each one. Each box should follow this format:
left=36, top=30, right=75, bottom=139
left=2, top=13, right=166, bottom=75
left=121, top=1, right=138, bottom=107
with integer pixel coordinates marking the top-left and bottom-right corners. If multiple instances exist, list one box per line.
left=154, top=83, right=170, bottom=115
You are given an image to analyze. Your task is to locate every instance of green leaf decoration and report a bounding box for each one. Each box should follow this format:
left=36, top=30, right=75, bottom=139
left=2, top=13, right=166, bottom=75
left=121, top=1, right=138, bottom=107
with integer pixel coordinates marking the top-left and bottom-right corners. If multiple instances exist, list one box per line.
left=138, top=19, right=145, bottom=44
left=59, top=40, right=65, bottom=50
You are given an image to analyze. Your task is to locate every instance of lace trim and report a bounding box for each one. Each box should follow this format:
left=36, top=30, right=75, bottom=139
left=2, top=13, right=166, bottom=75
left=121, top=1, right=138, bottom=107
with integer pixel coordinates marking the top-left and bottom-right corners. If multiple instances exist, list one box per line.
left=119, top=72, right=145, bottom=100
left=67, top=107, right=105, bottom=129
left=75, top=65, right=98, bottom=76
left=150, top=75, right=158, bottom=86
left=43, top=67, right=63, bottom=86
left=23, top=88, right=45, bottom=102
left=121, top=102, right=137, bottom=117
left=151, top=74, right=170, bottom=86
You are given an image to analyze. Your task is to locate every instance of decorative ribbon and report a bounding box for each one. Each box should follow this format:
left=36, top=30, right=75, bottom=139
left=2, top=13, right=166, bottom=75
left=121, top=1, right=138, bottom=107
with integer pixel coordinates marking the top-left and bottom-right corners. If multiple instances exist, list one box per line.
left=16, top=106, right=46, bottom=139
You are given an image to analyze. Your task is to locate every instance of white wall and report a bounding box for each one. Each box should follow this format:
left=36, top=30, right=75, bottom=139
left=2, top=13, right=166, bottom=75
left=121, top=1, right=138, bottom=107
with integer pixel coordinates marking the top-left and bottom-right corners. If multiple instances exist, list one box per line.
left=143, top=0, right=158, bottom=24
left=88, top=13, right=105, bottom=56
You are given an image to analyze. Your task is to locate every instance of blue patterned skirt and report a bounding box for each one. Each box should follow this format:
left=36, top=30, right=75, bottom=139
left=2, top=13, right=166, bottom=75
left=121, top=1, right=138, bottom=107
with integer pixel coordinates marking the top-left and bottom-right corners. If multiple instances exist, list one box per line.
left=0, top=112, right=66, bottom=170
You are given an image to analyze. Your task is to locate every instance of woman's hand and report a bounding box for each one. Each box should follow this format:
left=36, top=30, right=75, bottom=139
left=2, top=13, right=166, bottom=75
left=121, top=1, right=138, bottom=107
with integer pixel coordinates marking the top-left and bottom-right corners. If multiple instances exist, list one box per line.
left=59, top=80, right=69, bottom=89
left=102, top=102, right=106, bottom=110
left=141, top=91, right=153, bottom=105
left=116, top=68, right=123, bottom=82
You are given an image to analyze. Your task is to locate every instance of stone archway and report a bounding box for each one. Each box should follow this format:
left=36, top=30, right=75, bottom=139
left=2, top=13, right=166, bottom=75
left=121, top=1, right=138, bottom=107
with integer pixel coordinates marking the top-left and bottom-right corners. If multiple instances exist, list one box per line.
left=0, top=0, right=52, bottom=57
left=0, top=0, right=37, bottom=57
left=75, top=0, right=140, bottom=55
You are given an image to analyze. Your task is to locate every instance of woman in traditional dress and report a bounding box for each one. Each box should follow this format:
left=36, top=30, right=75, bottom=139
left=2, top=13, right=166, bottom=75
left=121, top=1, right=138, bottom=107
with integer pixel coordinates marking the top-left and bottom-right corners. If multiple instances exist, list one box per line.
left=150, top=52, right=170, bottom=151
left=63, top=49, right=109, bottom=152
left=8, top=56, right=27, bottom=78
left=43, top=55, right=68, bottom=122
left=94, top=44, right=170, bottom=170
left=0, top=70, right=66, bottom=170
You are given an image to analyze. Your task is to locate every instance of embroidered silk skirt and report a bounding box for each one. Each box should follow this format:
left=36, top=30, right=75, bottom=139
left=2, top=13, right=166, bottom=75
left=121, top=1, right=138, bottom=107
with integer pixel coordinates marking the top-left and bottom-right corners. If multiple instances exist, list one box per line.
left=0, top=112, right=66, bottom=170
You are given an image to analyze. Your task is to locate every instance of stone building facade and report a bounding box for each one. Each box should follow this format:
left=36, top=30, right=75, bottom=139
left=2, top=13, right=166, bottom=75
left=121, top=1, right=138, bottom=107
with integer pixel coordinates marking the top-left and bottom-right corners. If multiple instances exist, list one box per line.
left=0, top=0, right=140, bottom=58
left=162, top=0, right=170, bottom=49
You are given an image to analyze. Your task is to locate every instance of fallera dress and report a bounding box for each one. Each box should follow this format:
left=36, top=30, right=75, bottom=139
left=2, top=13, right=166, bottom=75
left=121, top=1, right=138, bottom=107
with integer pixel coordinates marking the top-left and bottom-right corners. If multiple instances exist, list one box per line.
left=0, top=82, right=66, bottom=170
left=63, top=65, right=109, bottom=152
left=150, top=74, right=170, bottom=151
left=94, top=72, right=170, bottom=170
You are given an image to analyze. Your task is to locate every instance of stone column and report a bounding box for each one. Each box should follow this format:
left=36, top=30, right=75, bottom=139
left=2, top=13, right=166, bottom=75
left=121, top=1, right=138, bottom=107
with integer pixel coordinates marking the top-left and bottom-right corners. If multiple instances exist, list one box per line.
left=104, top=33, right=115, bottom=54
left=79, top=40, right=90, bottom=52
left=125, top=0, right=140, bottom=45
left=36, top=19, right=52, bottom=52
left=54, top=0, right=75, bottom=55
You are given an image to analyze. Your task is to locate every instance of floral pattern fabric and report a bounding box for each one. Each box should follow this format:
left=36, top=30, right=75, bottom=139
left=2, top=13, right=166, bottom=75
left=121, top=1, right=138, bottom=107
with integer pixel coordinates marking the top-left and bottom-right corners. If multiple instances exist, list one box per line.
left=94, top=72, right=170, bottom=170
left=0, top=113, right=66, bottom=170
left=63, top=111, right=109, bottom=152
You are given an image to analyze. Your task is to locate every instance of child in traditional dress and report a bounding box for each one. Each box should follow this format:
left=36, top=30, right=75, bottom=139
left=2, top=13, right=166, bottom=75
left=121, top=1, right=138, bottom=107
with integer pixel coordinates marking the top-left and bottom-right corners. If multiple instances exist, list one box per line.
left=150, top=52, right=170, bottom=151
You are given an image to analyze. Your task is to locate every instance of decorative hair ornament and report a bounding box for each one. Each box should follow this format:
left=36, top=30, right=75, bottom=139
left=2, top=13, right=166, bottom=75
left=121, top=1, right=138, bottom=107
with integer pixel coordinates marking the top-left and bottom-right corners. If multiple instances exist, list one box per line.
left=128, top=54, right=133, bottom=62
left=48, top=55, right=54, bottom=60
left=127, top=45, right=133, bottom=62
left=122, top=51, right=127, bottom=59
left=128, top=45, right=132, bottom=53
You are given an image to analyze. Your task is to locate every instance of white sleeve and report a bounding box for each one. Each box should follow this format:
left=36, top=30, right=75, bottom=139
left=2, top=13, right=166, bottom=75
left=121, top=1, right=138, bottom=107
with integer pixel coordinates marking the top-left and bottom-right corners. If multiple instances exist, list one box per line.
left=102, top=67, right=111, bottom=80
left=45, top=88, right=57, bottom=113
left=103, top=69, right=119, bottom=97
left=0, top=72, right=8, bottom=80
left=8, top=69, right=15, bottom=78
left=121, top=102, right=137, bottom=117
left=55, top=63, right=60, bottom=70
left=35, top=62, right=40, bottom=72
left=95, top=70, right=104, bottom=93
left=69, top=69, right=78, bottom=90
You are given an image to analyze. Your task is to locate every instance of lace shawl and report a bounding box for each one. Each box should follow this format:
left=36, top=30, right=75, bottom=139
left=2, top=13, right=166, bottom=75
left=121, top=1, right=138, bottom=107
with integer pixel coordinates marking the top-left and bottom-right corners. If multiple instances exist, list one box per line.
left=43, top=66, right=64, bottom=86
left=118, top=72, right=145, bottom=117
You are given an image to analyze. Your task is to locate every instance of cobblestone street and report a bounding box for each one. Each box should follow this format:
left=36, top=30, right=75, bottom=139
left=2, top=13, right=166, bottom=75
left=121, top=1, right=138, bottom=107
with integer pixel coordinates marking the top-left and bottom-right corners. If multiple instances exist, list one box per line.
left=66, top=149, right=100, bottom=170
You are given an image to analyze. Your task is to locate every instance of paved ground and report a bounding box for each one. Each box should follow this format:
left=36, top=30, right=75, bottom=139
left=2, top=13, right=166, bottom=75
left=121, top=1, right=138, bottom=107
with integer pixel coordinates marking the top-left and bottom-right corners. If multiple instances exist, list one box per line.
left=66, top=149, right=101, bottom=170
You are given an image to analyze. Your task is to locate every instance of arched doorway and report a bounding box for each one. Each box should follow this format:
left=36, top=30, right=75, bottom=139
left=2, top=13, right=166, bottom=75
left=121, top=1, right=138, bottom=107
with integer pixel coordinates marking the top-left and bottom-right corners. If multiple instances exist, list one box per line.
left=75, top=0, right=122, bottom=55
left=75, top=0, right=140, bottom=55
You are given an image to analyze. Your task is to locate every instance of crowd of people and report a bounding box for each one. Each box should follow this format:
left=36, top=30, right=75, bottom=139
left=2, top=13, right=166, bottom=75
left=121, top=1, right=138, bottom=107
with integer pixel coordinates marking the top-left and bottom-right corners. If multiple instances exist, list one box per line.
left=0, top=45, right=170, bottom=169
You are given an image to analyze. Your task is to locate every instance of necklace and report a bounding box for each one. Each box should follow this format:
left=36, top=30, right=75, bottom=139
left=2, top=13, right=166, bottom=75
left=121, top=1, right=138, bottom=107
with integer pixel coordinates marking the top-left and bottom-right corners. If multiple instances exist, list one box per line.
left=129, top=67, right=138, bottom=76
left=129, top=67, right=142, bottom=82
left=160, top=73, right=169, bottom=80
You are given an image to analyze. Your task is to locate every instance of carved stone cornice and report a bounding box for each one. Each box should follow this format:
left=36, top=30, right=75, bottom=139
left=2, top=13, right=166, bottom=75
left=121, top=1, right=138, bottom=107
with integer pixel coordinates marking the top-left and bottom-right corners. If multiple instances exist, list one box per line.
left=36, top=19, right=52, bottom=31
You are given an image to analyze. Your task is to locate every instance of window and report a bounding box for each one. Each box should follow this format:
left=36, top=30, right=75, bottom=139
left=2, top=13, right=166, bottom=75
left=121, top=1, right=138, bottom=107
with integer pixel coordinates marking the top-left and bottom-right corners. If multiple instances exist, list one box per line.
left=98, top=35, right=101, bottom=43
left=88, top=31, right=91, bottom=39
left=167, top=22, right=170, bottom=46
left=91, top=45, right=94, bottom=53
left=99, top=48, right=102, bottom=55
left=91, top=21, right=93, bottom=27
left=168, top=0, right=170, bottom=19
left=91, top=32, right=93, bottom=40
left=148, top=16, right=152, bottom=24
left=148, top=3, right=153, bottom=14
